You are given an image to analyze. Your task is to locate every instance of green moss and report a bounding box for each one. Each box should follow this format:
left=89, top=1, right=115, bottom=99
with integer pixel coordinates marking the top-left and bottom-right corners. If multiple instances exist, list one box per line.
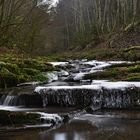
left=0, top=68, right=19, bottom=88
left=22, top=68, right=40, bottom=76
left=84, top=69, right=118, bottom=80
left=119, top=47, right=140, bottom=61
left=0, top=61, right=6, bottom=67
left=128, top=65, right=140, bottom=73
left=5, top=63, right=20, bottom=74
left=0, top=55, right=58, bottom=88
left=17, top=74, right=30, bottom=83
left=109, top=62, right=140, bottom=69
left=22, top=59, right=56, bottom=72
left=125, top=75, right=140, bottom=81
left=34, top=73, right=48, bottom=82
left=84, top=64, right=140, bottom=81
left=23, top=59, right=43, bottom=71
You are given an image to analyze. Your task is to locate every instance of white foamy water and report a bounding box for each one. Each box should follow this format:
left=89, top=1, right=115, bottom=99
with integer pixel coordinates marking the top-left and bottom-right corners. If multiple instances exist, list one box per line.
left=91, top=80, right=140, bottom=89
left=48, top=60, right=133, bottom=82
left=49, top=62, right=68, bottom=66
left=3, top=96, right=16, bottom=106
left=35, top=81, right=140, bottom=93
left=35, top=85, right=100, bottom=93
left=38, top=0, right=60, bottom=9
left=47, top=71, right=59, bottom=83
left=38, top=112, right=63, bottom=124
left=0, top=105, right=39, bottom=111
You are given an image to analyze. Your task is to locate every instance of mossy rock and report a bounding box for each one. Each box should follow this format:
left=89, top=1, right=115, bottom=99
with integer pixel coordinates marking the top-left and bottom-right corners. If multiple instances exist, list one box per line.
left=9, top=112, right=40, bottom=124
left=84, top=65, right=140, bottom=81
left=0, top=68, right=19, bottom=88
left=126, top=76, right=140, bottom=81
left=0, top=61, right=6, bottom=68
left=84, top=69, right=119, bottom=80
left=23, top=59, right=44, bottom=71
left=120, top=48, right=140, bottom=61
left=22, top=59, right=56, bottom=72
left=0, top=110, right=41, bottom=126
left=109, top=62, right=140, bottom=69
left=125, top=72, right=140, bottom=81
left=0, top=58, right=51, bottom=88
left=34, top=73, right=48, bottom=82
left=22, top=68, right=40, bottom=76
left=4, top=63, right=20, bottom=74
left=128, top=65, right=140, bottom=73
left=0, top=67, right=33, bottom=88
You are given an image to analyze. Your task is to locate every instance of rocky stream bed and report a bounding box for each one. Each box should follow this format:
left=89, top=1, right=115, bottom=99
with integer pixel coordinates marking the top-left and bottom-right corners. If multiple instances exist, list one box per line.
left=0, top=60, right=140, bottom=140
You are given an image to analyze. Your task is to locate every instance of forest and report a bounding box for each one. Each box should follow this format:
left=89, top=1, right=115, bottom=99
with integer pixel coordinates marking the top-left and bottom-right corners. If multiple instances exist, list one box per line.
left=0, top=1, right=140, bottom=140
left=0, top=0, right=139, bottom=86
left=0, top=0, right=139, bottom=56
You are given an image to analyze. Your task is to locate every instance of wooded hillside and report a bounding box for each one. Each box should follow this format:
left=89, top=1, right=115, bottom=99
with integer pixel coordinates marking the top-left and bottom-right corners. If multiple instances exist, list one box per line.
left=0, top=0, right=139, bottom=57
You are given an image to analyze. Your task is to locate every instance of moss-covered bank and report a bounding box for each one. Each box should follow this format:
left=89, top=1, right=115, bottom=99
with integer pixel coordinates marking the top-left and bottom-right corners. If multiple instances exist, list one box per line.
left=84, top=63, right=140, bottom=81
left=0, top=53, right=58, bottom=88
left=47, top=45, right=140, bottom=61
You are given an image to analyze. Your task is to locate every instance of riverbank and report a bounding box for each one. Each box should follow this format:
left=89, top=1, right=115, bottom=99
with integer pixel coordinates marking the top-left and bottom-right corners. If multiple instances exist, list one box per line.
left=0, top=59, right=139, bottom=138
left=0, top=52, right=139, bottom=89
left=48, top=25, right=140, bottom=61
left=0, top=51, right=58, bottom=88
left=0, top=24, right=140, bottom=89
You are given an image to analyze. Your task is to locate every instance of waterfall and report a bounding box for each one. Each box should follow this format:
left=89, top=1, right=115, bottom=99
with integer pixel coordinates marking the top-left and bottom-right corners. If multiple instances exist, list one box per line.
left=35, top=83, right=140, bottom=109
left=2, top=95, right=21, bottom=106
left=40, top=88, right=102, bottom=108
left=0, top=95, right=6, bottom=105
left=0, top=94, right=43, bottom=107
left=0, top=60, right=139, bottom=110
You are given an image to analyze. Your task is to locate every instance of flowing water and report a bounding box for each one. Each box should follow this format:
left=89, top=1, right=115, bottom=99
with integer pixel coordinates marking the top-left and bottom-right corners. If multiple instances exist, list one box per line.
left=1, top=110, right=140, bottom=140
left=0, top=60, right=140, bottom=140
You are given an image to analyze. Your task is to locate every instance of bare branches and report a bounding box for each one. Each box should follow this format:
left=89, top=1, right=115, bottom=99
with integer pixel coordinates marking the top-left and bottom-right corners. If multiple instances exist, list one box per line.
left=0, top=0, right=49, bottom=53
left=48, top=0, right=140, bottom=50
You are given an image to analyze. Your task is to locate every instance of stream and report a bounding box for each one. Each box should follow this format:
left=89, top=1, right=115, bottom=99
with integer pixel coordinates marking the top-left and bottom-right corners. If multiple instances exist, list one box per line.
left=0, top=60, right=140, bottom=140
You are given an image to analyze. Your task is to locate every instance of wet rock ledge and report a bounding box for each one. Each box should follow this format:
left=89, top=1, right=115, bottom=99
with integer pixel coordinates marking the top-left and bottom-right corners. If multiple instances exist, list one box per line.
left=35, top=82, right=140, bottom=109
left=0, top=110, right=63, bottom=127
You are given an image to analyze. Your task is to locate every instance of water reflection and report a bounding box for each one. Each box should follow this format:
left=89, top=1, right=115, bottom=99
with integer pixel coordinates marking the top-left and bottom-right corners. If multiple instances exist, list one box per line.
left=54, top=133, right=66, bottom=140
left=1, top=111, right=140, bottom=140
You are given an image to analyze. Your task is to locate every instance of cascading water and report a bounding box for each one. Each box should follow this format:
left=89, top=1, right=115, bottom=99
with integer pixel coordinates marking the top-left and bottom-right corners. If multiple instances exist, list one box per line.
left=35, top=87, right=102, bottom=108
left=1, top=60, right=139, bottom=109
left=2, top=95, right=19, bottom=106
left=0, top=60, right=140, bottom=131
left=35, top=84, right=140, bottom=109
left=0, top=85, right=44, bottom=107
left=0, top=94, right=43, bottom=107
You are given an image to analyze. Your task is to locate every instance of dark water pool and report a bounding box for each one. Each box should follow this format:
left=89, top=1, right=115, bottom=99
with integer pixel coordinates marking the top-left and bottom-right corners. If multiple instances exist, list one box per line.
left=0, top=110, right=140, bottom=140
